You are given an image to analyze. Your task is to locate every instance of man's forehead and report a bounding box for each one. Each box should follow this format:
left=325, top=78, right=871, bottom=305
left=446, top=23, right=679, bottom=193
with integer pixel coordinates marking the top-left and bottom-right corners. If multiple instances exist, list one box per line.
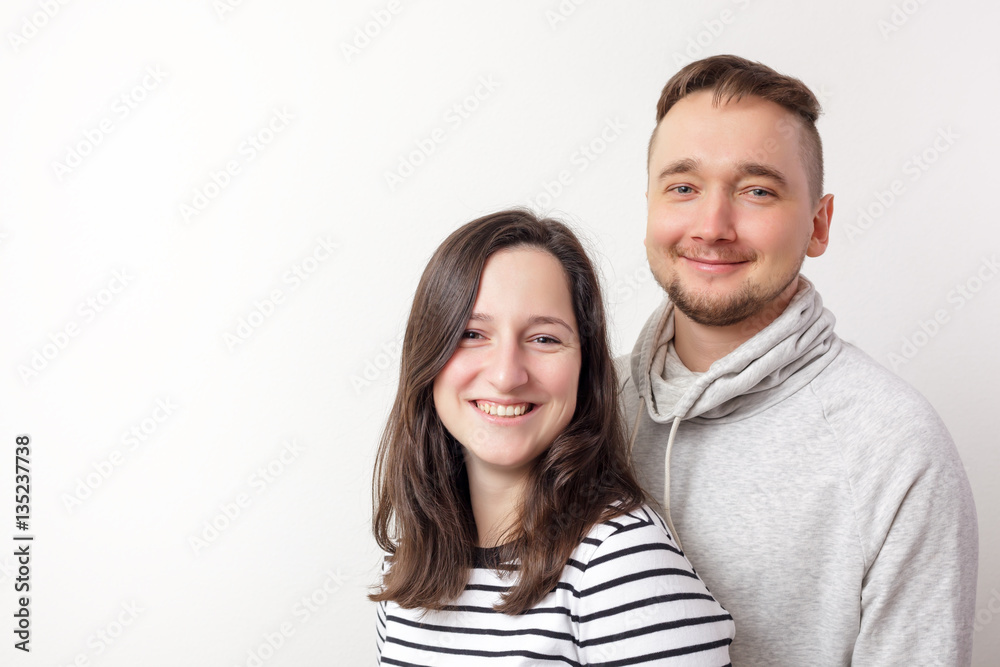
left=657, top=92, right=800, bottom=138
left=666, top=88, right=793, bottom=118
left=650, top=92, right=807, bottom=173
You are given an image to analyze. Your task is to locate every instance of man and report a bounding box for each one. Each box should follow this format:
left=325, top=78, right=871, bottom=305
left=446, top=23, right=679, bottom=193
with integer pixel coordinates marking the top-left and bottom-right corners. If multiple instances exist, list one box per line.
left=619, top=55, right=978, bottom=665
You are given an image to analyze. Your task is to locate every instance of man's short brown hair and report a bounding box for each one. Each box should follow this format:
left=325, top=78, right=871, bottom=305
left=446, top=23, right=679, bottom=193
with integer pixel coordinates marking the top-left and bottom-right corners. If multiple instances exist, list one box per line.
left=648, top=54, right=824, bottom=201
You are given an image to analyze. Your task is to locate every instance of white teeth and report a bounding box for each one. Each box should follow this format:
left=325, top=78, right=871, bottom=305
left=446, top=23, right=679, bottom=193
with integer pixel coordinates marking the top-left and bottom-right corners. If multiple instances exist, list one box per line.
left=476, top=401, right=531, bottom=418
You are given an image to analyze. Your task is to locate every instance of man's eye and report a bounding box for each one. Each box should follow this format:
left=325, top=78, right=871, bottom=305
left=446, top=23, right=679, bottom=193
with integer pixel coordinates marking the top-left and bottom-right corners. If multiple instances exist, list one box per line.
left=671, top=185, right=694, bottom=195
left=749, top=188, right=771, bottom=197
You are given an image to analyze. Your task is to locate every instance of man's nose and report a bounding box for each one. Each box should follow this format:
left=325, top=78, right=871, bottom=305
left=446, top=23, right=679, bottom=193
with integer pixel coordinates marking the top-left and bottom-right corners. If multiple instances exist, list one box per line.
left=691, top=190, right=736, bottom=243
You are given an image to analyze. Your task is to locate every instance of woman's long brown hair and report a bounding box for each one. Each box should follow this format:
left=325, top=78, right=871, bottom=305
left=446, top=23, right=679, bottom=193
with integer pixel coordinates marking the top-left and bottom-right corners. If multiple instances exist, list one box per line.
left=370, top=209, right=645, bottom=614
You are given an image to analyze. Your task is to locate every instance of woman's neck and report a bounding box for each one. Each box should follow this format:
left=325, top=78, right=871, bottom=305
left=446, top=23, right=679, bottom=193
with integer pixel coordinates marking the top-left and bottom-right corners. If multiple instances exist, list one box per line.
left=465, top=462, right=527, bottom=548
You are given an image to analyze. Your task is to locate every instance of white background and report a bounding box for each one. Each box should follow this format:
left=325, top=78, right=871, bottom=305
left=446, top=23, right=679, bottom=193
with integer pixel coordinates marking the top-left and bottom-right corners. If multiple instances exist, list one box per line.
left=1, top=1, right=998, bottom=665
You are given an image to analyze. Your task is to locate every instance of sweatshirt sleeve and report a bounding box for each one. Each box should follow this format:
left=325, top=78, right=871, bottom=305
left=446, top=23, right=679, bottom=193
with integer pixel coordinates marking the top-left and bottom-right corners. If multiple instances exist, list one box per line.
left=375, top=598, right=386, bottom=665
left=574, top=507, right=734, bottom=666
left=843, top=394, right=979, bottom=665
left=375, top=557, right=388, bottom=665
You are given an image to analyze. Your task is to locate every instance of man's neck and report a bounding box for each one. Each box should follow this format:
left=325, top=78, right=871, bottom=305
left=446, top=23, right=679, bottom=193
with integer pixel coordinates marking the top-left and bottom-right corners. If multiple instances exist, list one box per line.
left=673, top=278, right=801, bottom=372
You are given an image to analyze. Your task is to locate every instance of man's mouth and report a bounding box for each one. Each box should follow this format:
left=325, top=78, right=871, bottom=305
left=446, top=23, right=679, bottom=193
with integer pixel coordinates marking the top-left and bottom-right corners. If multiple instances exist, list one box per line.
left=671, top=247, right=756, bottom=266
left=677, top=252, right=755, bottom=274
left=474, top=400, right=535, bottom=418
left=687, top=257, right=747, bottom=264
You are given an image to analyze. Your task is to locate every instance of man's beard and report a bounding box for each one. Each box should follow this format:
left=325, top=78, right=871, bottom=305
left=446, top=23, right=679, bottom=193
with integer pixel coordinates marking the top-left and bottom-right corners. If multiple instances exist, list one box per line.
left=655, top=248, right=805, bottom=327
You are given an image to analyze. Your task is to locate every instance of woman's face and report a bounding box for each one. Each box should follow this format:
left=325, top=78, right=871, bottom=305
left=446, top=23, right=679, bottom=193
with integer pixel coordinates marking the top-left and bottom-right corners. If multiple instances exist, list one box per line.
left=432, top=247, right=581, bottom=481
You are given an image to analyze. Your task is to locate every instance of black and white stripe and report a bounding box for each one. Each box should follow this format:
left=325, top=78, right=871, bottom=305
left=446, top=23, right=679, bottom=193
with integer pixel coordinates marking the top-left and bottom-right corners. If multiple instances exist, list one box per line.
left=376, top=504, right=734, bottom=665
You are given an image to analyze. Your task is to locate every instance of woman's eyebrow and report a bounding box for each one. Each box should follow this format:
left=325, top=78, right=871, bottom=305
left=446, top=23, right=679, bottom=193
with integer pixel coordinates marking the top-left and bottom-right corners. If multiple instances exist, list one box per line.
left=526, top=315, right=575, bottom=332
left=469, top=312, right=575, bottom=333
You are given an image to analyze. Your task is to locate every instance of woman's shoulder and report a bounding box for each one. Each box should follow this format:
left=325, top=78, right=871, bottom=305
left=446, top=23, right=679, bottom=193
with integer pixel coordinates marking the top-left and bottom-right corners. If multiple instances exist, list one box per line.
left=585, top=502, right=676, bottom=546
left=569, top=503, right=681, bottom=570
left=566, top=502, right=734, bottom=662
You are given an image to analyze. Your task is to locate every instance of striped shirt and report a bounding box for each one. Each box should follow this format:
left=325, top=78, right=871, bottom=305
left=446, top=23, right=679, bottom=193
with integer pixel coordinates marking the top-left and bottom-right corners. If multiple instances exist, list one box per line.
left=376, top=505, right=734, bottom=666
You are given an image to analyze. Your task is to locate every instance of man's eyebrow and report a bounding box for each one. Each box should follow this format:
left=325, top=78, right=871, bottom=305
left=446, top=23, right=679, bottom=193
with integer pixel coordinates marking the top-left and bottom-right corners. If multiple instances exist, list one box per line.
left=654, top=158, right=789, bottom=188
left=655, top=158, right=700, bottom=182
left=468, top=313, right=576, bottom=333
left=736, top=161, right=788, bottom=187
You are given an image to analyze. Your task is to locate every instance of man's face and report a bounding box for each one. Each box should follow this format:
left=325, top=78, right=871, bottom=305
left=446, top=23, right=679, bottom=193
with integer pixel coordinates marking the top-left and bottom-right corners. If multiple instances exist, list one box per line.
left=645, top=90, right=833, bottom=327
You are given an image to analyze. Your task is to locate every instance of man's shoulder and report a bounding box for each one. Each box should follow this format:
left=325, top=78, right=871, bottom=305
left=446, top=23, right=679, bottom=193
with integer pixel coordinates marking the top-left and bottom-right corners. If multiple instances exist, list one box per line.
left=812, top=341, right=959, bottom=471
left=815, top=341, right=943, bottom=423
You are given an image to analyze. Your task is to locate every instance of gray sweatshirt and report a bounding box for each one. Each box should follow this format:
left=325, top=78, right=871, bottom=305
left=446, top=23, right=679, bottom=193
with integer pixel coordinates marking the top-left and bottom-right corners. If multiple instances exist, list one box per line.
left=618, top=277, right=978, bottom=666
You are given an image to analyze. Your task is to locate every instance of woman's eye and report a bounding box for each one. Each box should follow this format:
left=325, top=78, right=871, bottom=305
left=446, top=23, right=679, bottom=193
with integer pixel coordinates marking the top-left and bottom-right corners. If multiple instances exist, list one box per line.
left=461, top=331, right=483, bottom=340
left=532, top=336, right=560, bottom=345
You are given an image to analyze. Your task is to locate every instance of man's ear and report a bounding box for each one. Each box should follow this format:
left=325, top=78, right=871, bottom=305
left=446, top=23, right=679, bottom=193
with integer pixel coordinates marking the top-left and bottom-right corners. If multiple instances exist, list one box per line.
left=806, top=194, right=834, bottom=258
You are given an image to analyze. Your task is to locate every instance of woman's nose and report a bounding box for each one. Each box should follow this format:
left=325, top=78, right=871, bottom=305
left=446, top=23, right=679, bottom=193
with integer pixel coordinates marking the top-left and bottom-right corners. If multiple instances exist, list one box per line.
left=484, top=341, right=529, bottom=393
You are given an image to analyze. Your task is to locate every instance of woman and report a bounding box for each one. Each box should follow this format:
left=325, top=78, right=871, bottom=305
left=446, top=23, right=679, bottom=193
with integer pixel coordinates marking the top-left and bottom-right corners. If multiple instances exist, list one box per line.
left=372, top=209, right=733, bottom=665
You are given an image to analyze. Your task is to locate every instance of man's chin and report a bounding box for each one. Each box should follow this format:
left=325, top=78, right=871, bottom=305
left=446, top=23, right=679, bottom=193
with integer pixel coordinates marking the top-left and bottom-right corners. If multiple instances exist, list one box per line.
left=663, top=272, right=802, bottom=328
left=673, top=301, right=760, bottom=327
left=666, top=281, right=772, bottom=328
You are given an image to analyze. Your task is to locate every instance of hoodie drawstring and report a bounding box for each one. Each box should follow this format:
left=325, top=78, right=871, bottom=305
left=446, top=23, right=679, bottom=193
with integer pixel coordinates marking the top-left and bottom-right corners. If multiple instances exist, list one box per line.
left=664, top=416, right=683, bottom=552
left=627, top=397, right=643, bottom=454
left=629, top=398, right=684, bottom=552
